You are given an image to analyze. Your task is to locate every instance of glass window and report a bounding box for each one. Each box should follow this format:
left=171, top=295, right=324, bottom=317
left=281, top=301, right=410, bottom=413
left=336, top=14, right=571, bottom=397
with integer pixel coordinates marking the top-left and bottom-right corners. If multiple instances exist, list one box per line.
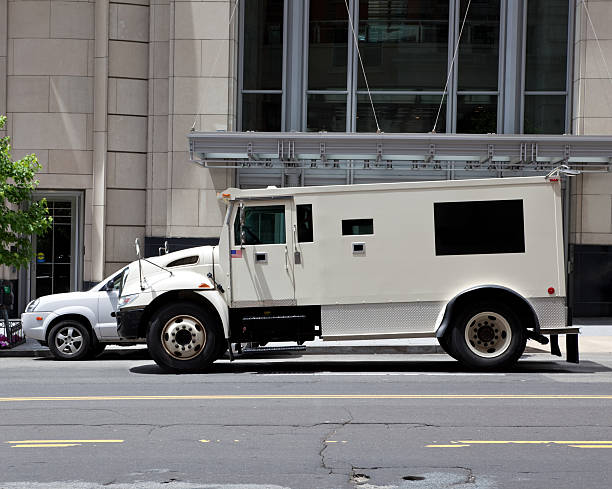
left=234, top=205, right=286, bottom=245
left=357, top=0, right=449, bottom=90
left=357, top=94, right=446, bottom=133
left=307, top=94, right=347, bottom=132
left=458, top=0, right=500, bottom=91
left=309, top=0, right=349, bottom=90
left=242, top=94, right=282, bottom=131
left=524, top=95, right=566, bottom=134
left=525, top=0, right=569, bottom=92
left=434, top=200, right=525, bottom=255
left=456, top=95, right=497, bottom=133
left=342, top=218, right=374, bottom=235
left=297, top=204, right=314, bottom=242
left=167, top=256, right=199, bottom=268
left=243, top=0, right=283, bottom=90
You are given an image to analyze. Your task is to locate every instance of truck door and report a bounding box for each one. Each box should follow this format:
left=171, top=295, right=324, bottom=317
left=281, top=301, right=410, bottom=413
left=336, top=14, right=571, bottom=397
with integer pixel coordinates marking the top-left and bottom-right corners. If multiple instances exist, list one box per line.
left=229, top=200, right=295, bottom=306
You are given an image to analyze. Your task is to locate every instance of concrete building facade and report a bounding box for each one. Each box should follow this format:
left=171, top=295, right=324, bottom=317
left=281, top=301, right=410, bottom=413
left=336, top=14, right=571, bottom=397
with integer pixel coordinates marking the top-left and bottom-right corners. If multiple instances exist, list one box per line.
left=0, top=0, right=611, bottom=316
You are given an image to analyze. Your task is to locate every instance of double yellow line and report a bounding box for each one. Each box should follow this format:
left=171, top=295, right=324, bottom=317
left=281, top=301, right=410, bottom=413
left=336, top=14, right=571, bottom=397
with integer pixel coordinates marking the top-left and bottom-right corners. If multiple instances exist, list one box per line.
left=6, top=440, right=123, bottom=448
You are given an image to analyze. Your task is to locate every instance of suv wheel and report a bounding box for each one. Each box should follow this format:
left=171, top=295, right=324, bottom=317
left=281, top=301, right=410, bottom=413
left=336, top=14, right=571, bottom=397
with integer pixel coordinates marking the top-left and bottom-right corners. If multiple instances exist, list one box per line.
left=48, top=320, right=92, bottom=360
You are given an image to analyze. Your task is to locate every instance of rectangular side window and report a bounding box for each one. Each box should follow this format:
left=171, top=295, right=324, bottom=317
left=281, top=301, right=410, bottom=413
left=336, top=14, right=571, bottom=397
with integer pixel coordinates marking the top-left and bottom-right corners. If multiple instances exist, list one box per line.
left=234, top=205, right=286, bottom=245
left=342, top=219, right=374, bottom=236
left=434, top=200, right=525, bottom=256
left=297, top=204, right=314, bottom=242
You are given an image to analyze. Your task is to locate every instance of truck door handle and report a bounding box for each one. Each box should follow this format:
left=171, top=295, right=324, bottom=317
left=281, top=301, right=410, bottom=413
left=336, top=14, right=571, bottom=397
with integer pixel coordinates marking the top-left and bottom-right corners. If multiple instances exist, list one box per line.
left=255, top=252, right=267, bottom=263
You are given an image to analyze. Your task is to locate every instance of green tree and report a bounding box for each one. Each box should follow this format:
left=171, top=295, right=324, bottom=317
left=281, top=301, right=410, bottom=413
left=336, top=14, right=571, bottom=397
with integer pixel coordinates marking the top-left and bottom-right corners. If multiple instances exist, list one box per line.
left=0, top=115, right=52, bottom=269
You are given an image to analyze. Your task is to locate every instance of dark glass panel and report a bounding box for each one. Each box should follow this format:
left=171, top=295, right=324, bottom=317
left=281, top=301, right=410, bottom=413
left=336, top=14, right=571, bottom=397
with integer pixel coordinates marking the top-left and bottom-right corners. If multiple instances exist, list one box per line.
left=309, top=0, right=349, bottom=90
left=356, top=94, right=446, bottom=133
left=297, top=204, right=314, bottom=242
left=524, top=95, right=565, bottom=134
left=434, top=200, right=525, bottom=256
left=53, top=224, right=72, bottom=263
left=242, top=93, right=282, bottom=131
left=456, top=95, right=497, bottom=133
left=243, top=0, right=284, bottom=90
left=53, top=265, right=71, bottom=294
left=525, top=0, right=568, bottom=91
left=357, top=0, right=449, bottom=90
left=307, top=94, right=347, bottom=132
left=342, top=218, right=374, bottom=236
left=35, top=264, right=53, bottom=297
left=458, top=0, right=500, bottom=91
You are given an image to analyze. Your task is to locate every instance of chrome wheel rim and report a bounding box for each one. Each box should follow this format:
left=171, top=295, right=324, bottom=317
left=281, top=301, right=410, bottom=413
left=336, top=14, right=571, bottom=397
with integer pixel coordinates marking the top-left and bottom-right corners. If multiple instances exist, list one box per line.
left=161, top=315, right=206, bottom=360
left=464, top=312, right=512, bottom=358
left=55, top=326, right=85, bottom=356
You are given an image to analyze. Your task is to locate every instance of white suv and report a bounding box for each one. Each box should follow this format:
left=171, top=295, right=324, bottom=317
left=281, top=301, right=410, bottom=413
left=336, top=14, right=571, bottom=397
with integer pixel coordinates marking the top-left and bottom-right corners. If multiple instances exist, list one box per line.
left=21, top=268, right=144, bottom=360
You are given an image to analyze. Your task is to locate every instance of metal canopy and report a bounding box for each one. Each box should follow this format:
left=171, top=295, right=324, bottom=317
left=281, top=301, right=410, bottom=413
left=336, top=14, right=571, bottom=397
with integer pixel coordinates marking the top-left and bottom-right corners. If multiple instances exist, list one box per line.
left=188, top=132, right=612, bottom=172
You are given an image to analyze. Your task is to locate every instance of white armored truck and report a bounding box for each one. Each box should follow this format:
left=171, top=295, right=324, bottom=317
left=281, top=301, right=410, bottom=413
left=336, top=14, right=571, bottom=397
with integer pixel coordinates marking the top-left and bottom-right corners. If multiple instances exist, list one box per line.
left=116, top=175, right=578, bottom=372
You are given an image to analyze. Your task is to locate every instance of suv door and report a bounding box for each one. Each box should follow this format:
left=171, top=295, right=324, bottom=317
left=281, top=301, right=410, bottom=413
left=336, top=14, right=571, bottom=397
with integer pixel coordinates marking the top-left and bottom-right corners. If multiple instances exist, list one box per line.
left=97, top=270, right=123, bottom=338
left=229, top=200, right=295, bottom=307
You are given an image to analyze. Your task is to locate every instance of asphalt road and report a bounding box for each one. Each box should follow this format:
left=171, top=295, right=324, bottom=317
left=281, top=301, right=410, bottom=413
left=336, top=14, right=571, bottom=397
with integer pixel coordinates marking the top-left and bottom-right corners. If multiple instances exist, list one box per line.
left=2, top=349, right=612, bottom=489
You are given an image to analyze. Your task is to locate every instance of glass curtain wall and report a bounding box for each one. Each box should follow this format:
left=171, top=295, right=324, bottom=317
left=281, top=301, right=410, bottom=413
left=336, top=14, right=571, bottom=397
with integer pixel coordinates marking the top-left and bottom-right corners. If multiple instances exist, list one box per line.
left=523, top=0, right=569, bottom=133
left=240, top=0, right=284, bottom=131
left=305, top=0, right=501, bottom=134
left=238, top=0, right=571, bottom=135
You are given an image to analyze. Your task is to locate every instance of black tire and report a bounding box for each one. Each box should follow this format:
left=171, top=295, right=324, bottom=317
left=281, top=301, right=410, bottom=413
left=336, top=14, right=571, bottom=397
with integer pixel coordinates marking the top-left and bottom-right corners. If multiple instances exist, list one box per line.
left=48, top=320, right=92, bottom=361
left=449, top=302, right=526, bottom=370
left=147, top=301, right=222, bottom=373
left=88, top=343, right=107, bottom=359
left=437, top=334, right=459, bottom=361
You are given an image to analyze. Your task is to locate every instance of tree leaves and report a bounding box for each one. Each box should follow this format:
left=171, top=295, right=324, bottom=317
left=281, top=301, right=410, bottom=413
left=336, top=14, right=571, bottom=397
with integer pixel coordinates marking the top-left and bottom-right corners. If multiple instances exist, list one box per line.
left=0, top=116, right=52, bottom=268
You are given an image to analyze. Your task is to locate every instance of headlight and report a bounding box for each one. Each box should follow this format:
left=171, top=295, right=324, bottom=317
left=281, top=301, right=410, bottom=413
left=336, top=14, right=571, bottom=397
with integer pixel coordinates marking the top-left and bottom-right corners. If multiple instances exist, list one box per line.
left=26, top=298, right=40, bottom=312
left=118, top=294, right=138, bottom=308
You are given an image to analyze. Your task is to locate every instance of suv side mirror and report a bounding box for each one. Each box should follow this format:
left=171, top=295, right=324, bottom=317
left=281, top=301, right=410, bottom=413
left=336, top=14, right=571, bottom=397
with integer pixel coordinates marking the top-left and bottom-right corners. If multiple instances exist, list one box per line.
left=105, top=280, right=115, bottom=291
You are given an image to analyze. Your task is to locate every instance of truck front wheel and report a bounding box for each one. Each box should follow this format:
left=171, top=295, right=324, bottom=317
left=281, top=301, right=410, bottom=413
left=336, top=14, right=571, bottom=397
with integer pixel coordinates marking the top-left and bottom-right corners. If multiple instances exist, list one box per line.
left=147, top=301, right=222, bottom=373
left=450, top=302, right=526, bottom=370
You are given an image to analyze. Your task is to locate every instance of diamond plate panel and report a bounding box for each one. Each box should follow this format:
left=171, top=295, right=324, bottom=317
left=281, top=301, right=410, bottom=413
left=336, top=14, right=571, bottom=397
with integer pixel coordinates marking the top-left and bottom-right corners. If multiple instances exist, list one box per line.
left=529, top=297, right=567, bottom=329
left=321, top=302, right=444, bottom=337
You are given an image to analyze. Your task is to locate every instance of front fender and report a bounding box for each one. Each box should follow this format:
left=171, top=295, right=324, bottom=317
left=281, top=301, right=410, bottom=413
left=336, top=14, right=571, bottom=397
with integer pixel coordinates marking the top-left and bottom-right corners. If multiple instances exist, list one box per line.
left=50, top=305, right=98, bottom=331
left=194, top=290, right=230, bottom=339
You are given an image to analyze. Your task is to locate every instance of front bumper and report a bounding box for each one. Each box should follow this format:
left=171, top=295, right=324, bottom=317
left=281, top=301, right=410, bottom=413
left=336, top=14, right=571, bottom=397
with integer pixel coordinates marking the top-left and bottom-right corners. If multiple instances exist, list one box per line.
left=20, top=312, right=57, bottom=341
left=116, top=307, right=145, bottom=339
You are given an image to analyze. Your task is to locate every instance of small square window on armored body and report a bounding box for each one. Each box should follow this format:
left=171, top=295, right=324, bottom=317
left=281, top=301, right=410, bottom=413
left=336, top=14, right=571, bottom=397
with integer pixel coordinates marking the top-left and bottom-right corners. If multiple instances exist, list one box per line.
left=342, top=219, right=374, bottom=236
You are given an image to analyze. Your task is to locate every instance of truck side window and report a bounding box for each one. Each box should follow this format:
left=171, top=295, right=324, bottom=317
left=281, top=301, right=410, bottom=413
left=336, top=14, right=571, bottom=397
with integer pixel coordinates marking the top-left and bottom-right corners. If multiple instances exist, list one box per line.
left=342, top=219, right=374, bottom=236
left=434, top=199, right=525, bottom=255
left=297, top=204, right=313, bottom=242
left=234, top=205, right=286, bottom=245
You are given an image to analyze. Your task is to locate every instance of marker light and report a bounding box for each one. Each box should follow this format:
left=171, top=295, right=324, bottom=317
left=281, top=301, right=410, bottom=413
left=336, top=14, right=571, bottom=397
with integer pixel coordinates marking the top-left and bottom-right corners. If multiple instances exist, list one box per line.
left=548, top=287, right=555, bottom=295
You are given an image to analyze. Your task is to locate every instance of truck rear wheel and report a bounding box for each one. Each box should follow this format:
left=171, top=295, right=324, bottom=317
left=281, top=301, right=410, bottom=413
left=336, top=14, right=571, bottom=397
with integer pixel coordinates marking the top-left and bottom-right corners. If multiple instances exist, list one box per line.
left=450, top=302, right=526, bottom=370
left=147, top=301, right=222, bottom=373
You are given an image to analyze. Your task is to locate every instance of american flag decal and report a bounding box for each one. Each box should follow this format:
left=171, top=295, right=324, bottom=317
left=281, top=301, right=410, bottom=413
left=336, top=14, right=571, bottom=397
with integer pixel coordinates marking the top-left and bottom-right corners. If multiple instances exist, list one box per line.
left=231, top=249, right=242, bottom=258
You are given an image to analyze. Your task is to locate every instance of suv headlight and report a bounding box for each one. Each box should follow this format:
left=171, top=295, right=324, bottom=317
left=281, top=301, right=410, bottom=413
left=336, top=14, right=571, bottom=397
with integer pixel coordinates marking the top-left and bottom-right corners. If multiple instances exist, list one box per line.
left=118, top=294, right=139, bottom=308
left=26, top=298, right=40, bottom=312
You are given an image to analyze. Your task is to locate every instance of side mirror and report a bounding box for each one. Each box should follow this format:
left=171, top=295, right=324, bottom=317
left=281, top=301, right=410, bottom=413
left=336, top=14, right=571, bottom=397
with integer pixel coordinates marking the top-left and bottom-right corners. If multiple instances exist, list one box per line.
left=105, top=280, right=115, bottom=291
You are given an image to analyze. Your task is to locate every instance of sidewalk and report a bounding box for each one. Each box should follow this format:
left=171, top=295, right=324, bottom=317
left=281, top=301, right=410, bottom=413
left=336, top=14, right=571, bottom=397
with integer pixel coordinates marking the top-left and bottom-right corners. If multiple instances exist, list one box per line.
left=2, top=318, right=612, bottom=358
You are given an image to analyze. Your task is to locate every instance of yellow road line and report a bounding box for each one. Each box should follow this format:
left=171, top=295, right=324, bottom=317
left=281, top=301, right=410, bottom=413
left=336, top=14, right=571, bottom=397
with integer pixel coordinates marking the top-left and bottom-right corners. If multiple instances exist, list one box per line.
left=426, top=444, right=469, bottom=448
left=1, top=394, right=612, bottom=403
left=6, top=440, right=124, bottom=444
left=569, top=445, right=612, bottom=448
left=458, top=441, right=612, bottom=445
left=12, top=444, right=80, bottom=448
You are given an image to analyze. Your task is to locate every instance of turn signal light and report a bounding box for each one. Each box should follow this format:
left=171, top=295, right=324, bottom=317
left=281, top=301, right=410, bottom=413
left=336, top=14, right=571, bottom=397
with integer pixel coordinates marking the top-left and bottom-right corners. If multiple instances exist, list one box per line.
left=198, top=283, right=211, bottom=288
left=36, top=317, right=43, bottom=321
left=547, top=287, right=555, bottom=295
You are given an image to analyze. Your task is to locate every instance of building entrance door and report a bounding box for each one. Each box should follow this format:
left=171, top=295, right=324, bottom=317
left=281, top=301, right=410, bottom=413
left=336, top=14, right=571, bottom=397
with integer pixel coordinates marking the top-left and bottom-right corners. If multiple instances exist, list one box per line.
left=33, top=200, right=76, bottom=297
